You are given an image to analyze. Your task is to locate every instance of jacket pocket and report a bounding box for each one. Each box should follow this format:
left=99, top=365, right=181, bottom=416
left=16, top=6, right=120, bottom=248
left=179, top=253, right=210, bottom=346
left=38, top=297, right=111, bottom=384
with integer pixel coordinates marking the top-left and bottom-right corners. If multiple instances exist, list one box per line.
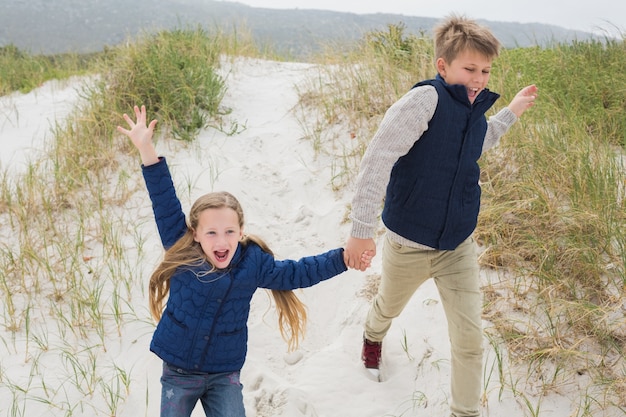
left=153, top=310, right=192, bottom=354
left=213, top=328, right=247, bottom=363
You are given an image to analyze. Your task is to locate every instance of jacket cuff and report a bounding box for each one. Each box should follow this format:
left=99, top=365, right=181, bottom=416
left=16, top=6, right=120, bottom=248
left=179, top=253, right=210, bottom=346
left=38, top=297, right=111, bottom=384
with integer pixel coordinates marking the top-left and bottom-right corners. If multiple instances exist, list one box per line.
left=141, top=156, right=166, bottom=171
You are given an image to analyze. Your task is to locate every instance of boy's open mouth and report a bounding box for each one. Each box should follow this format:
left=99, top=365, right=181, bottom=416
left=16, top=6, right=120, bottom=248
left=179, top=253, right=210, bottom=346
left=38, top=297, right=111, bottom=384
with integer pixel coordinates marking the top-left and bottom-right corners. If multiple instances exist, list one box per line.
left=467, top=87, right=479, bottom=99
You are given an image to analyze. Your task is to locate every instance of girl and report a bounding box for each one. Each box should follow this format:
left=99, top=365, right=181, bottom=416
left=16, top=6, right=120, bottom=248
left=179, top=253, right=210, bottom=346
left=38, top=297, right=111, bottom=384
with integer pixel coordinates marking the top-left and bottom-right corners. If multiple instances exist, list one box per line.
left=118, top=105, right=369, bottom=417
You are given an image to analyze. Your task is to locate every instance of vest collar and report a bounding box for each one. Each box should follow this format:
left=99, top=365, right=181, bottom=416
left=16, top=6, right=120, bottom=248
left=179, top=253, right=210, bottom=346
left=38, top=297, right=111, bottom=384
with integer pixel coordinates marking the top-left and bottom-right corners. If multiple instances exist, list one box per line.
left=433, top=74, right=499, bottom=107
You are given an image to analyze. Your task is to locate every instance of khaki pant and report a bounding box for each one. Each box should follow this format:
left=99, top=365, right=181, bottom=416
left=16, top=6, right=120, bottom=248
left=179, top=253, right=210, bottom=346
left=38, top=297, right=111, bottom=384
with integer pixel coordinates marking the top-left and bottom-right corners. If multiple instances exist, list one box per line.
left=365, top=235, right=482, bottom=417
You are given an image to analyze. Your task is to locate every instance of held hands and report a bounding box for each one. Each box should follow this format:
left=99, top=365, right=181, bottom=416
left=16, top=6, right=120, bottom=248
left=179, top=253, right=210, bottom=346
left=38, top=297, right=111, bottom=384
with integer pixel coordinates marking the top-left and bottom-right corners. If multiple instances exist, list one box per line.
left=344, top=249, right=374, bottom=271
left=344, top=236, right=377, bottom=271
left=358, top=249, right=375, bottom=270
left=116, top=105, right=160, bottom=166
left=508, top=84, right=538, bottom=118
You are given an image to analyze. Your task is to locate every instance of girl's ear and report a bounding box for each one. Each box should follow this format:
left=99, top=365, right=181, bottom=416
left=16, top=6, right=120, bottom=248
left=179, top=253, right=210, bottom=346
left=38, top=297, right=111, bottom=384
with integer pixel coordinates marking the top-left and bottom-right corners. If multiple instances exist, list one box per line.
left=192, top=229, right=200, bottom=243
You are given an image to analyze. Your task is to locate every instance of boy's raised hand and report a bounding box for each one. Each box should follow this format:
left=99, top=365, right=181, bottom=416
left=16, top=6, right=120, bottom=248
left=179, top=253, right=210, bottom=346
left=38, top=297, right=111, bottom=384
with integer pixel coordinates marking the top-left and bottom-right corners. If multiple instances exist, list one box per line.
left=117, top=105, right=159, bottom=166
left=508, top=84, right=538, bottom=118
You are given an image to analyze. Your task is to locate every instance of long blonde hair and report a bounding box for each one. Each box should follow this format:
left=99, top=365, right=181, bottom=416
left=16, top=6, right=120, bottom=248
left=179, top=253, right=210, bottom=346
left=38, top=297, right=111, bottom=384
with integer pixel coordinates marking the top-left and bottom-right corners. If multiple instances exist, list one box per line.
left=148, top=191, right=307, bottom=351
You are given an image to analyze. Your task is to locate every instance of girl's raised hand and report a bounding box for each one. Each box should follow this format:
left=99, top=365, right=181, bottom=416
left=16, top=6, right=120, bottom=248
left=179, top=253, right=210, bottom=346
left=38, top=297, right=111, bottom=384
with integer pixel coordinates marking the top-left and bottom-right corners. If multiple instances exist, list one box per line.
left=117, top=105, right=159, bottom=166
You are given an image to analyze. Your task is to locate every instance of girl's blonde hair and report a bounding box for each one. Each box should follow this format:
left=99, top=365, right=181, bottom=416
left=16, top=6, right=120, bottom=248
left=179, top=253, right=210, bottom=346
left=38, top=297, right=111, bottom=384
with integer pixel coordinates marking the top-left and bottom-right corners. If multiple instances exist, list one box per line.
left=148, top=191, right=307, bottom=351
left=434, top=14, right=501, bottom=63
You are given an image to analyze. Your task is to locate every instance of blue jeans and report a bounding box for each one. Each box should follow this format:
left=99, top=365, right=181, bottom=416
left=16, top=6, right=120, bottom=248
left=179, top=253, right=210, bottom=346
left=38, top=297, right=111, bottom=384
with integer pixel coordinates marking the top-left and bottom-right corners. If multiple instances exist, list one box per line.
left=160, top=363, right=245, bottom=417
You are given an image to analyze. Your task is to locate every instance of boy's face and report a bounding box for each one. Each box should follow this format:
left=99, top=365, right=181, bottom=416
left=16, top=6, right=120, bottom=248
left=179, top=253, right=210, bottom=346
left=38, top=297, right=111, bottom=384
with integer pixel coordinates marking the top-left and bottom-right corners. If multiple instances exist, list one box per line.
left=436, top=50, right=493, bottom=104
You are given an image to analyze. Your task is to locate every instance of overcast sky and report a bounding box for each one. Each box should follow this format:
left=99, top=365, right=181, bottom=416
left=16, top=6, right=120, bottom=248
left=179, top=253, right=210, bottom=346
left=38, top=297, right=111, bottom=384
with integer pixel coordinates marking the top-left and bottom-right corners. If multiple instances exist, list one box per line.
left=221, top=0, right=625, bottom=34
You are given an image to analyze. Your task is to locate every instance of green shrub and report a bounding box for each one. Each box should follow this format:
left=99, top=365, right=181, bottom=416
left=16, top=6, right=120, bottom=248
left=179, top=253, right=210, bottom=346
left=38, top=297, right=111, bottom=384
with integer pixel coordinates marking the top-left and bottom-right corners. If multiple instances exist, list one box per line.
left=103, top=26, right=227, bottom=142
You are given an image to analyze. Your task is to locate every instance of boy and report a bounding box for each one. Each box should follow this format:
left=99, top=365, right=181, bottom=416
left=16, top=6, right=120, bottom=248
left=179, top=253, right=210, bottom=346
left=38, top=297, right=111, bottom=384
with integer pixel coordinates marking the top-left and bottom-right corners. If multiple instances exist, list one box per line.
left=344, top=15, right=537, bottom=417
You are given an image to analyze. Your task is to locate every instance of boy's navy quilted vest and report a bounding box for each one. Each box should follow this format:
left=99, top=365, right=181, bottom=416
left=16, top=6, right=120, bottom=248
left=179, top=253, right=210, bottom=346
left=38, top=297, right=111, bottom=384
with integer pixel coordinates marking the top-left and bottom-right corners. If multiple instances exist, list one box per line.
left=381, top=75, right=499, bottom=250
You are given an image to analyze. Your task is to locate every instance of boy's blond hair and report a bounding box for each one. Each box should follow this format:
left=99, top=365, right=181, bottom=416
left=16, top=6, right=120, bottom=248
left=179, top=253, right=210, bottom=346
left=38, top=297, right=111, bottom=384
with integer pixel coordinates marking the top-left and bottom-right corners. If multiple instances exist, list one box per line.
left=434, top=15, right=501, bottom=63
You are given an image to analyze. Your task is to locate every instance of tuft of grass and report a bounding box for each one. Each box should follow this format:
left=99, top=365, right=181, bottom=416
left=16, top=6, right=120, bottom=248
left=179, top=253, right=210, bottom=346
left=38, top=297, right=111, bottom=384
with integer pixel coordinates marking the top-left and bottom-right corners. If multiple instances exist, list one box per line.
left=101, top=26, right=227, bottom=142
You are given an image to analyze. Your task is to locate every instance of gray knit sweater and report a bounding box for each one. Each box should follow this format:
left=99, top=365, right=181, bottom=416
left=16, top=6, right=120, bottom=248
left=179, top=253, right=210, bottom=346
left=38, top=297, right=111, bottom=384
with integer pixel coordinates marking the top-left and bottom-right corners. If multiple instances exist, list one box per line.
left=350, top=84, right=518, bottom=249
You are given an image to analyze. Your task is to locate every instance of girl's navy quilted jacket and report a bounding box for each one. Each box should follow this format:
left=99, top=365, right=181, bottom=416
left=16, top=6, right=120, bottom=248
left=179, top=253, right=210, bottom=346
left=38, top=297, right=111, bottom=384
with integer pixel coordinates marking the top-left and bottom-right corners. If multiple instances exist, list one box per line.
left=142, top=158, right=347, bottom=373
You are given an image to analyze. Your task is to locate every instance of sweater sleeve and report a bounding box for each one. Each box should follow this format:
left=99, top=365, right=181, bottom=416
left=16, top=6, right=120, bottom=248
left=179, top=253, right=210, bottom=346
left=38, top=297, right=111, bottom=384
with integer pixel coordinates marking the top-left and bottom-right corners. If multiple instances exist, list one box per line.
left=349, top=86, right=438, bottom=239
left=483, top=107, right=518, bottom=152
left=141, top=157, right=187, bottom=249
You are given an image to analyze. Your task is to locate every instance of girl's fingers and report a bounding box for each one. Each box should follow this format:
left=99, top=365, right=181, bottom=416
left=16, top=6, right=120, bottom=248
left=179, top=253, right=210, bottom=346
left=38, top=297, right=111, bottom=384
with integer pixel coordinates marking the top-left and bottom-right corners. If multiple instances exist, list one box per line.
left=122, top=113, right=135, bottom=127
left=139, top=105, right=148, bottom=121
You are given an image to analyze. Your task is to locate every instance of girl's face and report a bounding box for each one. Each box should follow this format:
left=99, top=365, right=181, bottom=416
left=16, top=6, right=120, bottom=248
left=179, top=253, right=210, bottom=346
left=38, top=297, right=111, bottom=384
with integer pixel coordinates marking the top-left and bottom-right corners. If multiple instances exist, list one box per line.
left=436, top=49, right=493, bottom=104
left=193, top=207, right=243, bottom=269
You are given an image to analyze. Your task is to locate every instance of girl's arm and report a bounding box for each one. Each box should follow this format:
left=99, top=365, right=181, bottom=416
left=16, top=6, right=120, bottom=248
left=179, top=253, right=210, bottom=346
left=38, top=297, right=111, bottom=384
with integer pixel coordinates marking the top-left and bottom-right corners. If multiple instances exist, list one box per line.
left=118, top=105, right=187, bottom=248
left=142, top=159, right=187, bottom=248
left=255, top=246, right=348, bottom=290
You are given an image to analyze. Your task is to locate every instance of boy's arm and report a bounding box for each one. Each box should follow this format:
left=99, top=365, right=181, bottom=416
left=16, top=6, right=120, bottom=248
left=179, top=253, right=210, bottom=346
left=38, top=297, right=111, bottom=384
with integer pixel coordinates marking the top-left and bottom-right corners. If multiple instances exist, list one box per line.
left=484, top=85, right=538, bottom=151
left=350, top=86, right=436, bottom=238
left=483, top=108, right=517, bottom=151
left=345, top=86, right=437, bottom=269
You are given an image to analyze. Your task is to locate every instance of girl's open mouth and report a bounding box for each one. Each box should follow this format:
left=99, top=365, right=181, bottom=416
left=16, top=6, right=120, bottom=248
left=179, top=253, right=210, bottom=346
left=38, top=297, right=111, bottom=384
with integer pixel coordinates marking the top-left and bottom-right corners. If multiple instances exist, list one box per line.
left=214, top=250, right=229, bottom=262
